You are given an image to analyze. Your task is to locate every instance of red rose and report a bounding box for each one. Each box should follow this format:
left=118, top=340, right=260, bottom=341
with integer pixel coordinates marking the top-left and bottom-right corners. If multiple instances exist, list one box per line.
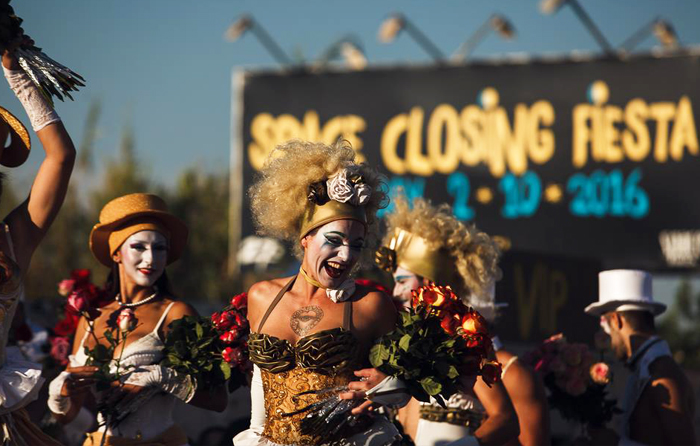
left=223, top=346, right=244, bottom=366
left=71, top=269, right=91, bottom=285
left=50, top=336, right=71, bottom=366
left=460, top=310, right=488, bottom=336
left=440, top=315, right=458, bottom=335
left=53, top=313, right=79, bottom=337
left=481, top=361, right=502, bottom=386
left=230, top=293, right=248, bottom=310
left=220, top=328, right=240, bottom=344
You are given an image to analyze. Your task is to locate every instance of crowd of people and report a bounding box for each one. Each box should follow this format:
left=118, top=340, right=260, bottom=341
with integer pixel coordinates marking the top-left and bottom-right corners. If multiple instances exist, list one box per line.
left=0, top=31, right=698, bottom=446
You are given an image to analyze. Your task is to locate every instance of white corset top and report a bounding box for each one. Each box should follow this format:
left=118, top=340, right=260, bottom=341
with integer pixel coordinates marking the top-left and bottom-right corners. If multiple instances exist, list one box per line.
left=71, top=301, right=178, bottom=441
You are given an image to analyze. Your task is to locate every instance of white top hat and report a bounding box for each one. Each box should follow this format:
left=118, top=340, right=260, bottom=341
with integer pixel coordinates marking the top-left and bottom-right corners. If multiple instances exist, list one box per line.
left=584, top=269, right=666, bottom=316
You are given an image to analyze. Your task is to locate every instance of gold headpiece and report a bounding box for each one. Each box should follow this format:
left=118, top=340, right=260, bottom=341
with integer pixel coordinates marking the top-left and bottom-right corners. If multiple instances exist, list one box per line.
left=376, top=228, right=456, bottom=285
left=299, top=200, right=367, bottom=239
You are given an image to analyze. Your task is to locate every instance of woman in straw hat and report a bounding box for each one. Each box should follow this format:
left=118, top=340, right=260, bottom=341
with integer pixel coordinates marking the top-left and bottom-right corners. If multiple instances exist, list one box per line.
left=234, top=139, right=411, bottom=446
left=376, top=195, right=544, bottom=446
left=0, top=35, right=77, bottom=444
left=47, top=193, right=227, bottom=446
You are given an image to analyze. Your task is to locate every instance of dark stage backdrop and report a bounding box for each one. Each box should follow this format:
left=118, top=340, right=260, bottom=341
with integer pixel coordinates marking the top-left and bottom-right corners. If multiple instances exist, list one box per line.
left=234, top=53, right=700, bottom=341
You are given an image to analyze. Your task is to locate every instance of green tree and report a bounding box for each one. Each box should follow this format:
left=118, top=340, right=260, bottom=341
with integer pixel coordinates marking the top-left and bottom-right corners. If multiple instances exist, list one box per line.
left=658, top=278, right=700, bottom=369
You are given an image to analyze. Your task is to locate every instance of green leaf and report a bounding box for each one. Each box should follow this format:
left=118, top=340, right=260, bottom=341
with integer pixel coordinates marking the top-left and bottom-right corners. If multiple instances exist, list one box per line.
left=195, top=323, right=204, bottom=339
left=220, top=361, right=232, bottom=380
left=447, top=365, right=459, bottom=379
left=399, top=334, right=412, bottom=352
left=369, top=344, right=389, bottom=367
left=420, top=376, right=443, bottom=396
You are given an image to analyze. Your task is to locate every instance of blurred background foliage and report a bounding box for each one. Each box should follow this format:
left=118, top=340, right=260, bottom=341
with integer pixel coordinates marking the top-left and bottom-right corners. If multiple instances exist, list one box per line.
left=17, top=101, right=246, bottom=307
left=658, top=278, right=700, bottom=369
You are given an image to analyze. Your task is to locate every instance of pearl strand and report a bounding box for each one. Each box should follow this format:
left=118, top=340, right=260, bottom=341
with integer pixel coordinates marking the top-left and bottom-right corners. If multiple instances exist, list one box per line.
left=116, top=288, right=159, bottom=308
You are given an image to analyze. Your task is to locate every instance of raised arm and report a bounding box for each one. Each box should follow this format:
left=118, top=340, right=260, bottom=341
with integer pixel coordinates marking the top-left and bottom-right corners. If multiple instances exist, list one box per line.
left=2, top=37, right=76, bottom=273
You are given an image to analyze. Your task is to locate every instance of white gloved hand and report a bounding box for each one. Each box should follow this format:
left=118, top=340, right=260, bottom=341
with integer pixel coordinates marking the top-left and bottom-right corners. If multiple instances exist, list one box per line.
left=3, top=65, right=60, bottom=131
left=47, top=371, right=72, bottom=415
left=122, top=365, right=197, bottom=403
left=365, top=376, right=411, bottom=408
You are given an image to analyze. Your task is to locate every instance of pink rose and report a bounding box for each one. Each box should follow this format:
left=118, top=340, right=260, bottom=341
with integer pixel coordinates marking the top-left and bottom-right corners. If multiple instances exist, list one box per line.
left=565, top=377, right=587, bottom=396
left=549, top=356, right=566, bottom=374
left=562, top=345, right=582, bottom=366
left=67, top=292, right=89, bottom=314
left=117, top=308, right=137, bottom=332
left=50, top=336, right=71, bottom=366
left=590, top=362, right=611, bottom=385
left=223, top=346, right=244, bottom=366
left=58, top=279, right=75, bottom=297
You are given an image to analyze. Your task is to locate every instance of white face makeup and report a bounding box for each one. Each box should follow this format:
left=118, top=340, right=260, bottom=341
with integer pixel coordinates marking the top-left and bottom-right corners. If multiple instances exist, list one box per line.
left=392, top=266, right=422, bottom=308
left=117, top=230, right=168, bottom=288
left=301, top=219, right=365, bottom=289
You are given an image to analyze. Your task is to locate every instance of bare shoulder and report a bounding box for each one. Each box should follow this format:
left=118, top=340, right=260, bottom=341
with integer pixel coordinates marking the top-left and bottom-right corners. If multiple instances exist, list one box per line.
left=498, top=350, right=540, bottom=397
left=163, top=299, right=198, bottom=321
left=247, top=276, right=295, bottom=328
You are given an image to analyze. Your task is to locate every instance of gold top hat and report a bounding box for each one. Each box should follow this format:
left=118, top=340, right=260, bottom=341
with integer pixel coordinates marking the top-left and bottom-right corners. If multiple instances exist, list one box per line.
left=377, top=228, right=456, bottom=286
left=0, top=106, right=31, bottom=168
left=299, top=200, right=367, bottom=239
left=89, top=193, right=188, bottom=267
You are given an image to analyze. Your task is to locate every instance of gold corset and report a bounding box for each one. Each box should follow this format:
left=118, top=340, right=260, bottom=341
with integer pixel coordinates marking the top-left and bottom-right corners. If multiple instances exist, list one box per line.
left=250, top=328, right=364, bottom=445
left=260, top=366, right=355, bottom=445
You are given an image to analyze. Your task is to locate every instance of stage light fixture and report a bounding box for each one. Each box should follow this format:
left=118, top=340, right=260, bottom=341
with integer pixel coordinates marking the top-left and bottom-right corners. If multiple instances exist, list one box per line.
left=453, top=14, right=516, bottom=62
left=224, top=14, right=292, bottom=65
left=378, top=13, right=445, bottom=62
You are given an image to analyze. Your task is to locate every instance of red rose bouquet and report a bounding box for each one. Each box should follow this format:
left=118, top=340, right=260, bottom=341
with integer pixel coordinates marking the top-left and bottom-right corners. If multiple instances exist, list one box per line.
left=161, top=292, right=251, bottom=393
left=523, top=333, right=619, bottom=427
left=49, top=270, right=109, bottom=366
left=371, top=284, right=500, bottom=403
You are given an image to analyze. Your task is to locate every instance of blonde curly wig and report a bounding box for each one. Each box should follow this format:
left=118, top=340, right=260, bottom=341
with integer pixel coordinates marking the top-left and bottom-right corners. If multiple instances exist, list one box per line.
left=382, top=195, right=502, bottom=304
left=250, top=139, right=387, bottom=258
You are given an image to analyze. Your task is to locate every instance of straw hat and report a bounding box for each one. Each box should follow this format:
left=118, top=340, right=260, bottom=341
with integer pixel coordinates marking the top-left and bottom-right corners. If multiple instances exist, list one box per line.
left=584, top=269, right=666, bottom=316
left=0, top=106, right=31, bottom=167
left=89, top=193, right=188, bottom=267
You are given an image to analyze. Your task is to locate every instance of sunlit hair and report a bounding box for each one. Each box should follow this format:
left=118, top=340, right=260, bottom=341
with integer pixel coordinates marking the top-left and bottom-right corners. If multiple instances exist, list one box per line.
left=382, top=194, right=502, bottom=302
left=250, top=139, right=387, bottom=258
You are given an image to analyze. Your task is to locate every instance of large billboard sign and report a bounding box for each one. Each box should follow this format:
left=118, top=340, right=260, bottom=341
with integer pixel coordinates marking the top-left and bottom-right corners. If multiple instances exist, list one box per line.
left=236, top=53, right=700, bottom=270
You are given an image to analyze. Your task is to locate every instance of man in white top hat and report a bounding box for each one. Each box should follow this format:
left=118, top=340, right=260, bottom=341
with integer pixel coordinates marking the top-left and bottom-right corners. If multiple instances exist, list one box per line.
left=584, top=269, right=696, bottom=446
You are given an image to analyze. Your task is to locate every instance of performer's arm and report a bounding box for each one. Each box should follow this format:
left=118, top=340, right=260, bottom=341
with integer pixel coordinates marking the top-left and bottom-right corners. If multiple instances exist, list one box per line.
left=501, top=359, right=550, bottom=446
left=48, top=317, right=97, bottom=424
left=2, top=37, right=76, bottom=273
left=473, top=376, right=519, bottom=446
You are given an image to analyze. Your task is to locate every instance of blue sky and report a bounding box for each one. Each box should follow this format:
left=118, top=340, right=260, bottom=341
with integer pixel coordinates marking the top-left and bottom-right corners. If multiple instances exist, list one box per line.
left=1, top=0, right=699, bottom=190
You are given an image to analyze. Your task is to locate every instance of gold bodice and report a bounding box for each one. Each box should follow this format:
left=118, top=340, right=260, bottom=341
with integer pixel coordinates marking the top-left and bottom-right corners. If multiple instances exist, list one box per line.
left=249, top=328, right=363, bottom=445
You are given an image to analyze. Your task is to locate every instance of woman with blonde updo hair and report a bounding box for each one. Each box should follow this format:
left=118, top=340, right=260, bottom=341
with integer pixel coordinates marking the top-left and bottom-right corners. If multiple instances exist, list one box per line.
left=378, top=195, right=549, bottom=446
left=235, top=140, right=410, bottom=446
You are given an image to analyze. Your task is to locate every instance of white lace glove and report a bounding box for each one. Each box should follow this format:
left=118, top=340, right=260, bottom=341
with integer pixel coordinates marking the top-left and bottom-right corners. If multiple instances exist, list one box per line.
left=3, top=65, right=60, bottom=131
left=365, top=376, right=411, bottom=408
left=47, top=371, right=71, bottom=415
left=122, top=365, right=197, bottom=403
